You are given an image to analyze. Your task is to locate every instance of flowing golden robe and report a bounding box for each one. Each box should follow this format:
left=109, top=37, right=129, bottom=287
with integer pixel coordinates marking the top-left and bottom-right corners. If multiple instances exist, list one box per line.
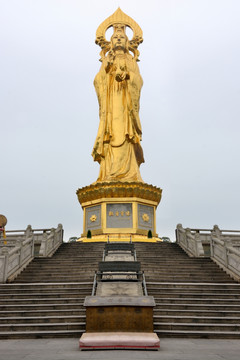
left=92, top=52, right=144, bottom=182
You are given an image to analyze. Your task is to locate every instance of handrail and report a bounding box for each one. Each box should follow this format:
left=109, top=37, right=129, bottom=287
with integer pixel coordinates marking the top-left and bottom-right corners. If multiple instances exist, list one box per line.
left=0, top=224, right=63, bottom=283
left=176, top=224, right=240, bottom=281
left=6, top=228, right=52, bottom=233
left=142, top=272, right=148, bottom=296
left=176, top=224, right=205, bottom=257
left=189, top=228, right=240, bottom=233
left=211, top=230, right=240, bottom=280
left=91, top=273, right=97, bottom=296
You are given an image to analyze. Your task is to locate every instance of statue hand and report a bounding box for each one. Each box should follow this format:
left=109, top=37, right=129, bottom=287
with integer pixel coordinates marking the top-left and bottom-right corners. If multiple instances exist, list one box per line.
left=115, top=71, right=129, bottom=82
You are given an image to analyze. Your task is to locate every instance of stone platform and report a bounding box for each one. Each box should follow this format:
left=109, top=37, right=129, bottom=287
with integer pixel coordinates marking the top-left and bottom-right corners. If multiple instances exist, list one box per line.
left=76, top=181, right=162, bottom=239
left=79, top=332, right=160, bottom=350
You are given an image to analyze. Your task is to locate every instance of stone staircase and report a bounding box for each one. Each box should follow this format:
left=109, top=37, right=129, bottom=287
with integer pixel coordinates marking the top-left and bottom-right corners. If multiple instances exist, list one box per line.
left=0, top=242, right=104, bottom=339
left=13, top=242, right=104, bottom=283
left=0, top=241, right=240, bottom=339
left=135, top=242, right=240, bottom=338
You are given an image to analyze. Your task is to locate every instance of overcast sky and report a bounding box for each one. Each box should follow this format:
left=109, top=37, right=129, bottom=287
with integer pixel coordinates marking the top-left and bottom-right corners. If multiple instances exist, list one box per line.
left=1, top=0, right=240, bottom=241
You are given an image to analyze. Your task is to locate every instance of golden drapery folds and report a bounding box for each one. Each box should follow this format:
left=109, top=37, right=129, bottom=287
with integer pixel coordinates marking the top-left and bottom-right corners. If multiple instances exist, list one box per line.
left=92, top=9, right=144, bottom=183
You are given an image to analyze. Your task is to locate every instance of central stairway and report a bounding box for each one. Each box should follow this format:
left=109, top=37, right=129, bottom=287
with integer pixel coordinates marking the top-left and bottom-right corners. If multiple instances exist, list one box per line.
left=0, top=241, right=239, bottom=339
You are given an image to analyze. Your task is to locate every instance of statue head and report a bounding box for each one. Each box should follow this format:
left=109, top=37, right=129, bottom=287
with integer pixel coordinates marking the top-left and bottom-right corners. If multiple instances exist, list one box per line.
left=111, top=24, right=128, bottom=52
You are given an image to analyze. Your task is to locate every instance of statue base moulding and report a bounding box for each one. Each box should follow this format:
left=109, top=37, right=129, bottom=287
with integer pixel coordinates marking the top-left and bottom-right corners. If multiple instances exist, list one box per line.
left=76, top=182, right=162, bottom=242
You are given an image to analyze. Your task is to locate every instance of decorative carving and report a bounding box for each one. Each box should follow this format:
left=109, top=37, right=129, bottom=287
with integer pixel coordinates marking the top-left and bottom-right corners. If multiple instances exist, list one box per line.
left=90, top=215, right=97, bottom=222
left=142, top=213, right=149, bottom=222
left=77, top=182, right=162, bottom=205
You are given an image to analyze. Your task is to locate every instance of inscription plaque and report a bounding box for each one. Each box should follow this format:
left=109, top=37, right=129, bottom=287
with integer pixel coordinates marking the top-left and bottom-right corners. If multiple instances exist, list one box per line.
left=107, top=203, right=132, bottom=228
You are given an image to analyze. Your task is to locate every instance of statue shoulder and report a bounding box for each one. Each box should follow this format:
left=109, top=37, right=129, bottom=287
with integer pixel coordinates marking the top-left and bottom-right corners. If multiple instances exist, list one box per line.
left=125, top=53, right=140, bottom=74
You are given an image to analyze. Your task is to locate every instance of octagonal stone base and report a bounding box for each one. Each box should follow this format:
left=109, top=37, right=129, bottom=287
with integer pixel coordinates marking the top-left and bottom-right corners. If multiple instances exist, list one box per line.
left=76, top=182, right=162, bottom=240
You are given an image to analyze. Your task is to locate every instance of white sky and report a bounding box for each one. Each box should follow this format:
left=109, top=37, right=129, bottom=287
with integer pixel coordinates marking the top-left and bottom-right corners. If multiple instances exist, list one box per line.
left=1, top=0, right=240, bottom=241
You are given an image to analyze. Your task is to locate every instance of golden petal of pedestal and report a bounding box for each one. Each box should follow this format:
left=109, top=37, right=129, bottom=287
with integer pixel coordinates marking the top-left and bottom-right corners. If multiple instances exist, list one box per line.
left=76, top=182, right=162, bottom=207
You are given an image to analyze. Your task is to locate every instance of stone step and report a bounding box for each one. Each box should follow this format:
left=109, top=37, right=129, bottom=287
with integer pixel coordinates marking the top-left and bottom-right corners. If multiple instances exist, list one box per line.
left=26, top=261, right=100, bottom=264
left=0, top=322, right=85, bottom=332
left=13, top=277, right=95, bottom=283
left=0, top=303, right=85, bottom=311
left=148, top=292, right=240, bottom=299
left=0, top=297, right=86, bottom=305
left=145, top=278, right=233, bottom=283
left=0, top=330, right=83, bottom=339
left=154, top=297, right=240, bottom=305
left=154, top=309, right=240, bottom=317
left=153, top=315, right=240, bottom=324
left=0, top=315, right=86, bottom=324
left=154, top=322, right=240, bottom=332
left=147, top=286, right=240, bottom=293
left=144, top=269, right=228, bottom=274
left=14, top=275, right=95, bottom=280
left=0, top=309, right=85, bottom=317
left=146, top=282, right=240, bottom=289
left=155, top=303, right=240, bottom=311
left=0, top=282, right=92, bottom=290
left=0, top=288, right=92, bottom=295
left=22, top=266, right=98, bottom=270
left=0, top=292, right=92, bottom=299
left=154, top=330, right=240, bottom=339
left=15, top=271, right=96, bottom=275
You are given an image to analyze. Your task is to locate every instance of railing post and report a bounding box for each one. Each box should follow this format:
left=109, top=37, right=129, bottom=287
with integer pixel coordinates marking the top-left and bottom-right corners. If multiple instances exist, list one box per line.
left=195, top=232, right=204, bottom=257
left=223, top=237, right=230, bottom=266
left=176, top=224, right=183, bottom=244
left=185, top=228, right=191, bottom=253
left=39, top=232, right=47, bottom=257
left=213, top=225, right=221, bottom=237
left=16, top=239, right=23, bottom=265
left=25, top=225, right=33, bottom=239
left=50, top=228, right=55, bottom=253
left=211, top=225, right=222, bottom=259
left=0, top=248, right=9, bottom=283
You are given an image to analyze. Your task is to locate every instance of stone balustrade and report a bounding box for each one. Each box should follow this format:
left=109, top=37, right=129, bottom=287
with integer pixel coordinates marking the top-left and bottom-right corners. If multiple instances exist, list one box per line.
left=0, top=224, right=63, bottom=283
left=0, top=226, right=34, bottom=283
left=176, top=224, right=206, bottom=257
left=210, top=225, right=240, bottom=281
left=38, top=224, right=63, bottom=257
left=176, top=224, right=240, bottom=281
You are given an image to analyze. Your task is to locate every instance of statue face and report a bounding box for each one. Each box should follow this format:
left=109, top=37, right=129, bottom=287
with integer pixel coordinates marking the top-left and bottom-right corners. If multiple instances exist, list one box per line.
left=111, top=32, right=127, bottom=50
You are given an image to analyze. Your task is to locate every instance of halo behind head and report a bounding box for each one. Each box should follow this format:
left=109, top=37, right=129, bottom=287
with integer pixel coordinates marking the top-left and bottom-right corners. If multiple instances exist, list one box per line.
left=95, top=8, right=143, bottom=61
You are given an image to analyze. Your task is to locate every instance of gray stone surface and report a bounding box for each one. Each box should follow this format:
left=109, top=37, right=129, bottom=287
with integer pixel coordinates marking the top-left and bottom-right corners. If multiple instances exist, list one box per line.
left=1, top=338, right=240, bottom=360
left=84, top=295, right=156, bottom=307
left=86, top=205, right=101, bottom=231
left=107, top=203, right=132, bottom=228
left=96, top=281, right=143, bottom=296
left=138, top=204, right=154, bottom=231
left=105, top=252, right=134, bottom=261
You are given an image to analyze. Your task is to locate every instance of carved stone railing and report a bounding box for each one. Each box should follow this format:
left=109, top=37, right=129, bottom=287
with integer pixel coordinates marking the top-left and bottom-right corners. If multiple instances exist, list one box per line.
left=176, top=224, right=240, bottom=281
left=176, top=224, right=206, bottom=257
left=39, top=224, right=63, bottom=257
left=0, top=226, right=34, bottom=283
left=0, top=224, right=63, bottom=283
left=210, top=225, right=240, bottom=281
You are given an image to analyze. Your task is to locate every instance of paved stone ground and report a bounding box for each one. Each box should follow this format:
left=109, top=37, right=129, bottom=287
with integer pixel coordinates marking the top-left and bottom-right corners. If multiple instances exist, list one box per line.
left=0, top=338, right=240, bottom=360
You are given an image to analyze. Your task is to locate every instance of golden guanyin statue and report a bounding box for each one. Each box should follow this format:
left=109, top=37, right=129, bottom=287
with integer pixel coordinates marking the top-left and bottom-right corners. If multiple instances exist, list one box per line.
left=92, top=8, right=144, bottom=182
left=77, top=9, right=162, bottom=241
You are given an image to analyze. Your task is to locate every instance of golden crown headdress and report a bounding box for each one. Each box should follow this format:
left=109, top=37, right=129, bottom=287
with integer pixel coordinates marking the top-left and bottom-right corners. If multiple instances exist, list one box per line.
left=95, top=8, right=143, bottom=62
